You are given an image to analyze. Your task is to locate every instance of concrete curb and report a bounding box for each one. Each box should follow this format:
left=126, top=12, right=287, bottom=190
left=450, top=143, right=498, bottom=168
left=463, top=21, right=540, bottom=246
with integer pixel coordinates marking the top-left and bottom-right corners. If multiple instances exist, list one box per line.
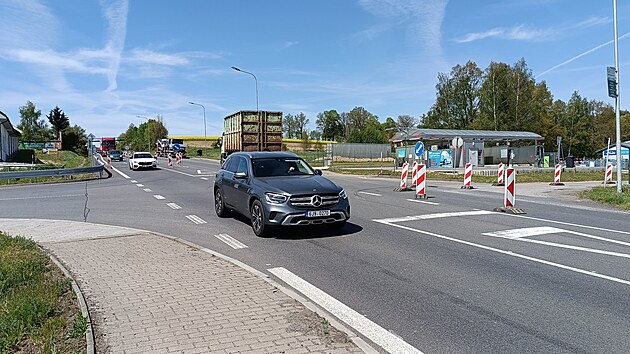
left=45, top=250, right=95, bottom=354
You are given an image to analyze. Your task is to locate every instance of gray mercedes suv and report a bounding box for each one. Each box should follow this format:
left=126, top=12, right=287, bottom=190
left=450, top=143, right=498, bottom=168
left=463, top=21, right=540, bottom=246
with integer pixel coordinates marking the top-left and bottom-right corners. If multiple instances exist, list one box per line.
left=214, top=152, right=350, bottom=237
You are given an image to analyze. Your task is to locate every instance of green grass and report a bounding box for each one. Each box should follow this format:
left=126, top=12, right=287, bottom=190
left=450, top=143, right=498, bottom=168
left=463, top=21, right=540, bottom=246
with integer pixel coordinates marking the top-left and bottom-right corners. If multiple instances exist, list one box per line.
left=1, top=150, right=93, bottom=186
left=0, top=232, right=85, bottom=353
left=580, top=186, right=630, bottom=210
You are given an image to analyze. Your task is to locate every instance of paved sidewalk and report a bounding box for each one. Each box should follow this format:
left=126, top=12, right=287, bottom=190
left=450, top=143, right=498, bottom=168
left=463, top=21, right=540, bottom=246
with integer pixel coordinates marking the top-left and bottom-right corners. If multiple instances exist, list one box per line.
left=0, top=219, right=366, bottom=354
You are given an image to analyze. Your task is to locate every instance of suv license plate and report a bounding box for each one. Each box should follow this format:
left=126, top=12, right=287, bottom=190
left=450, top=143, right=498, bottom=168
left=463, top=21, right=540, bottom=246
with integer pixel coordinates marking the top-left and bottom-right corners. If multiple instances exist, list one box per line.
left=306, top=210, right=331, bottom=217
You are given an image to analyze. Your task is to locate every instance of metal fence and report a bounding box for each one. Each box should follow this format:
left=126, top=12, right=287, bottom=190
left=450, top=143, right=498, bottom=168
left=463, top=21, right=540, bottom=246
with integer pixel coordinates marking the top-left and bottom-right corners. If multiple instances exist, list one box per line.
left=331, top=143, right=391, bottom=160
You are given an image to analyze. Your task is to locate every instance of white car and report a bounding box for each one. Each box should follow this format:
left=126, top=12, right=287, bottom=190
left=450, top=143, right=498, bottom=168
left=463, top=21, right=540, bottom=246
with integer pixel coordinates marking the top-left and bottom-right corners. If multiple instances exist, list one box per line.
left=128, top=152, right=158, bottom=170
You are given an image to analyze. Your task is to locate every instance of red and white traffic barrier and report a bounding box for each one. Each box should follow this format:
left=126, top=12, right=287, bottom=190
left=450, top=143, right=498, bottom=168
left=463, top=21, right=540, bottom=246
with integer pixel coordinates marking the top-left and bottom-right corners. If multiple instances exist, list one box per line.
left=550, top=164, right=564, bottom=186
left=106, top=156, right=112, bottom=169
left=176, top=153, right=182, bottom=166
left=400, top=161, right=409, bottom=189
left=411, top=160, right=418, bottom=186
left=461, top=163, right=473, bottom=189
left=504, top=167, right=516, bottom=208
left=605, top=164, right=614, bottom=184
left=497, top=163, right=504, bottom=185
left=167, top=155, right=173, bottom=168
left=415, top=163, right=426, bottom=198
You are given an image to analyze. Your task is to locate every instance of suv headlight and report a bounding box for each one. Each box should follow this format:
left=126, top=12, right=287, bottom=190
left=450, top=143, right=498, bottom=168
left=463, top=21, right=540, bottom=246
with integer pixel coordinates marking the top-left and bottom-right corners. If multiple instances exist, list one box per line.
left=265, top=192, right=288, bottom=204
left=339, top=189, right=347, bottom=199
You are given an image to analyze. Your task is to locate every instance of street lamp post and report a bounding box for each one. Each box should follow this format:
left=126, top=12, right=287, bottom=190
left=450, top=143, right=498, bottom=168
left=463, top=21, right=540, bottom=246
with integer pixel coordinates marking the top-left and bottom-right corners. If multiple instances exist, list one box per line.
left=231, top=66, right=258, bottom=112
left=188, top=102, right=207, bottom=156
left=136, top=115, right=151, bottom=151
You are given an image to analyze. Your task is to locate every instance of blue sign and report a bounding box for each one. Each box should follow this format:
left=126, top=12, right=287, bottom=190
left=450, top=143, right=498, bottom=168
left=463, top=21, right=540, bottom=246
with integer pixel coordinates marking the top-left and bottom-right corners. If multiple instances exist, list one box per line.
left=172, top=143, right=181, bottom=152
left=396, top=148, right=406, bottom=158
left=414, top=141, right=424, bottom=157
left=428, top=150, right=453, bottom=168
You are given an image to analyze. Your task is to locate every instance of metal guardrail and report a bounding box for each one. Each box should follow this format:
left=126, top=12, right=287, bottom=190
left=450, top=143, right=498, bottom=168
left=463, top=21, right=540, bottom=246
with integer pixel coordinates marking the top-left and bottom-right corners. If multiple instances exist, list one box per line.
left=0, top=165, right=111, bottom=180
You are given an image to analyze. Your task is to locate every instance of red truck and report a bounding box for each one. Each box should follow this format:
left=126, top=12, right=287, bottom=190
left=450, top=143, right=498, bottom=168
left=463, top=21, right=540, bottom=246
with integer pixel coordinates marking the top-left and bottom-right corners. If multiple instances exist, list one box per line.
left=100, top=137, right=116, bottom=156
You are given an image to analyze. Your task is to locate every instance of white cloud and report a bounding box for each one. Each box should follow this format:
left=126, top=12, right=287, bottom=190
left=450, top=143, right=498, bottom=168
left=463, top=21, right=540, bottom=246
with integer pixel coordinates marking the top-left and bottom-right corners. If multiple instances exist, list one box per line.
left=127, top=49, right=189, bottom=66
left=100, top=0, right=129, bottom=92
left=455, top=25, right=554, bottom=43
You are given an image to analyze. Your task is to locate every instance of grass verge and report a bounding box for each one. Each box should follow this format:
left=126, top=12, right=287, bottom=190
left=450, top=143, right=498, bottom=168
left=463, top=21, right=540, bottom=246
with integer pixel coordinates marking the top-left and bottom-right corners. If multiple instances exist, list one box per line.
left=1, top=150, right=94, bottom=186
left=0, top=232, right=86, bottom=354
left=580, top=186, right=630, bottom=210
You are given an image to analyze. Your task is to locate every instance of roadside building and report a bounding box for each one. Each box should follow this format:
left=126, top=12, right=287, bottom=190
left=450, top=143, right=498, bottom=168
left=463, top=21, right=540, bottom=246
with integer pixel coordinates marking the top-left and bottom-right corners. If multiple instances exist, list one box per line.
left=390, top=128, right=544, bottom=168
left=0, top=110, right=21, bottom=161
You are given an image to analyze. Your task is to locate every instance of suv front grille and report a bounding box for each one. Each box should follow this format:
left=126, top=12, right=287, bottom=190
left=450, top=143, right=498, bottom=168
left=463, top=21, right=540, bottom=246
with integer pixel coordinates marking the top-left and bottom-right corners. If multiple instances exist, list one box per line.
left=289, top=194, right=339, bottom=208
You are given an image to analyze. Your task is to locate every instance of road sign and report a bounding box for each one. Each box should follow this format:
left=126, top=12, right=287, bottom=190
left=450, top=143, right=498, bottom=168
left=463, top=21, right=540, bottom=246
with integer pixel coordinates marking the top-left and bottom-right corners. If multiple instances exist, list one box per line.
left=172, top=143, right=181, bottom=152
left=607, top=66, right=618, bottom=98
left=415, top=141, right=424, bottom=157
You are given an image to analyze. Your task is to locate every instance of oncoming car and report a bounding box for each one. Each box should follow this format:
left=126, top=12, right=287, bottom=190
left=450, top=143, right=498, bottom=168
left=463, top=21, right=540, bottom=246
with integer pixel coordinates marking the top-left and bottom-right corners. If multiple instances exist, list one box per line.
left=128, top=152, right=157, bottom=170
left=214, top=152, right=350, bottom=237
left=108, top=150, right=123, bottom=161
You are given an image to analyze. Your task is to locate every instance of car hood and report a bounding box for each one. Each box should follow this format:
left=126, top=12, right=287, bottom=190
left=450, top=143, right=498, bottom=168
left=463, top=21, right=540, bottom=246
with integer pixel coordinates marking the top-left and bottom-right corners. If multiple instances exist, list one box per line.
left=254, top=175, right=341, bottom=195
left=132, top=158, right=155, bottom=163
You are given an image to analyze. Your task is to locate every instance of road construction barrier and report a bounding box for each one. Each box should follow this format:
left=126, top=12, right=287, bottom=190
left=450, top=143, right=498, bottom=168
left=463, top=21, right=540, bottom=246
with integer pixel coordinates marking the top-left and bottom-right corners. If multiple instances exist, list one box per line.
left=106, top=156, right=112, bottom=169
left=605, top=164, right=614, bottom=184
left=461, top=163, right=474, bottom=189
left=400, top=161, right=409, bottom=189
left=415, top=163, right=426, bottom=198
left=176, top=153, right=182, bottom=166
left=411, top=160, right=418, bottom=186
left=504, top=168, right=515, bottom=207
left=168, top=155, right=173, bottom=168
left=496, top=163, right=504, bottom=185
left=550, top=164, right=564, bottom=186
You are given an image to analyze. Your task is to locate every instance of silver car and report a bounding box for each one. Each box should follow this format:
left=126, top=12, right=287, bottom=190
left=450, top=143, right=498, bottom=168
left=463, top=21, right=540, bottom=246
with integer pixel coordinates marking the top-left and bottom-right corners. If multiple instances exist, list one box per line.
left=214, top=152, right=350, bottom=237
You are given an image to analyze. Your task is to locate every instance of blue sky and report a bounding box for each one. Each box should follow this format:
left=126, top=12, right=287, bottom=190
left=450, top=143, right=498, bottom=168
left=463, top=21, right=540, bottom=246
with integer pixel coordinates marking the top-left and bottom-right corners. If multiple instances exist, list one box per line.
left=0, top=0, right=628, bottom=138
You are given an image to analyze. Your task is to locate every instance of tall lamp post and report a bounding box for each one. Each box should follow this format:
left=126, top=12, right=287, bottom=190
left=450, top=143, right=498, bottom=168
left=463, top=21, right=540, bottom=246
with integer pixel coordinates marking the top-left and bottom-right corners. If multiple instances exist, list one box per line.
left=136, top=115, right=151, bottom=151
left=188, top=102, right=207, bottom=156
left=231, top=66, right=258, bottom=112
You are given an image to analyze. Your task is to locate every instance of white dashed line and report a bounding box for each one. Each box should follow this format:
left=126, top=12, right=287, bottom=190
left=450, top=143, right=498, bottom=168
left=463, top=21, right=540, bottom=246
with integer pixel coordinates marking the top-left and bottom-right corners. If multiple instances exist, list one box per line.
left=374, top=210, right=493, bottom=224
left=197, top=169, right=202, bottom=174
left=130, top=180, right=137, bottom=183
left=357, top=191, right=382, bottom=197
left=136, top=184, right=144, bottom=187
left=268, top=267, right=423, bottom=354
left=200, top=177, right=209, bottom=180
left=215, top=234, right=248, bottom=249
left=406, top=199, right=440, bottom=205
left=186, top=215, right=207, bottom=224
left=143, top=188, right=152, bottom=192
left=166, top=203, right=182, bottom=210
left=153, top=195, right=166, bottom=200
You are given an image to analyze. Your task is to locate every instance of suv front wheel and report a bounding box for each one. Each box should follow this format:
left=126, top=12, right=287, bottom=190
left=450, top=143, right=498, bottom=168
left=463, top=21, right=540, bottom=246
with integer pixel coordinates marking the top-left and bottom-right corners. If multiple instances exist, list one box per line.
left=250, top=199, right=270, bottom=237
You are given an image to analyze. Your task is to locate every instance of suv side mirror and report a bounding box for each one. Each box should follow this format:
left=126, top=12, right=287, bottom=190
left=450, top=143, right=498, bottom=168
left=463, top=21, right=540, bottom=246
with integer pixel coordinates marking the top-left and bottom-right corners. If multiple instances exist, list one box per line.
left=314, top=169, right=323, bottom=175
left=234, top=172, right=248, bottom=179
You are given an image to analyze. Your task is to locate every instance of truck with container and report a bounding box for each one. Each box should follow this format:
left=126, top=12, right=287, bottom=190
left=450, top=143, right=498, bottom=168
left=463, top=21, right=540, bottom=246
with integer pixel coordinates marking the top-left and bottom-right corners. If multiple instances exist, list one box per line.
left=220, top=110, right=283, bottom=164
left=155, top=138, right=187, bottom=158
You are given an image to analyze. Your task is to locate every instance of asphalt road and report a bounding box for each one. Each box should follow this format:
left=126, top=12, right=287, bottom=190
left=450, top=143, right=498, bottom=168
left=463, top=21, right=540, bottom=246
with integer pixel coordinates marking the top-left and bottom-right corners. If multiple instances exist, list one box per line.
left=1, top=157, right=629, bottom=353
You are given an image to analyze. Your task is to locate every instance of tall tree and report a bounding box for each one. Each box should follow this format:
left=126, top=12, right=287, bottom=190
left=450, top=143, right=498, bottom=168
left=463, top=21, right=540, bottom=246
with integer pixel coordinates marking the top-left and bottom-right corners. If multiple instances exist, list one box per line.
left=315, top=110, right=343, bottom=141
left=63, top=125, right=88, bottom=156
left=346, top=106, right=378, bottom=134
left=477, top=62, right=512, bottom=130
left=396, top=115, right=418, bottom=130
left=46, top=106, right=70, bottom=140
left=283, top=113, right=296, bottom=138
left=17, top=101, right=51, bottom=141
left=564, top=92, right=591, bottom=157
left=294, top=112, right=309, bottom=140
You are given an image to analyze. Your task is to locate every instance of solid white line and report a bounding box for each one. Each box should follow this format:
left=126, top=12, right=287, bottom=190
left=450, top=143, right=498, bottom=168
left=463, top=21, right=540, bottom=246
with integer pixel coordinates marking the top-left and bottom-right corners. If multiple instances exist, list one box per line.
left=215, top=234, right=248, bottom=249
left=357, top=191, right=382, bottom=197
left=153, top=195, right=165, bottom=200
left=565, top=230, right=630, bottom=247
left=375, top=210, right=494, bottom=224
left=200, top=177, right=209, bottom=180
left=515, top=237, right=630, bottom=259
left=374, top=221, right=630, bottom=286
left=0, top=194, right=83, bottom=201
left=268, top=267, right=423, bottom=354
left=136, top=184, right=144, bottom=187
left=130, top=180, right=137, bottom=183
left=166, top=203, right=182, bottom=210
left=185, top=215, right=207, bottom=224
left=406, top=199, right=440, bottom=205
left=483, top=226, right=564, bottom=239
left=110, top=166, right=130, bottom=179
left=143, top=188, right=152, bottom=192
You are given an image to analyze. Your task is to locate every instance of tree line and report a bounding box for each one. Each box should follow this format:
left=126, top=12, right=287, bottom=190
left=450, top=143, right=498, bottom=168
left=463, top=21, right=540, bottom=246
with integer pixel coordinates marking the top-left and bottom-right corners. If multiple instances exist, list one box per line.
left=16, top=101, right=88, bottom=156
left=282, top=59, right=628, bottom=157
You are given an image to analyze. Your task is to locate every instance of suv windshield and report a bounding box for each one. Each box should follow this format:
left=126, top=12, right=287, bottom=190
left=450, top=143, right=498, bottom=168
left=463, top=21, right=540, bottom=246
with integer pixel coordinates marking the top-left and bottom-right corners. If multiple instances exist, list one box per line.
left=110, top=150, right=121, bottom=155
left=134, top=153, right=153, bottom=159
left=252, top=157, right=314, bottom=177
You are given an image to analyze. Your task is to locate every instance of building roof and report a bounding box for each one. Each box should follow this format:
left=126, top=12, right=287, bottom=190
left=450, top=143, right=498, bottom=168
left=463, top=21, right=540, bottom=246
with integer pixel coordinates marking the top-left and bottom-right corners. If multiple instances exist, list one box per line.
left=0, top=110, right=21, bottom=137
left=391, top=128, right=543, bottom=143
